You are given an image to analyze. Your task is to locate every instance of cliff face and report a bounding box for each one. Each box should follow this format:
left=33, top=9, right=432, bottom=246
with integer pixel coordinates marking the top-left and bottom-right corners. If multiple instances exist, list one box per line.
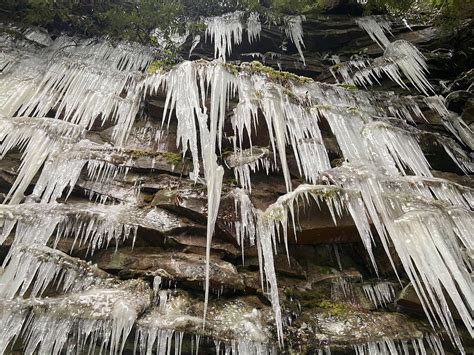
left=0, top=5, right=472, bottom=355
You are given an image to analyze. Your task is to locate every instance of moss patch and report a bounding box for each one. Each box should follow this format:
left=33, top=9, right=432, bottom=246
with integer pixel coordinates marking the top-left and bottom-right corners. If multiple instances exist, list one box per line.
left=162, top=152, right=183, bottom=165
left=314, top=265, right=334, bottom=275
left=246, top=61, right=312, bottom=85
left=128, top=149, right=157, bottom=159
left=148, top=60, right=174, bottom=74
left=285, top=288, right=350, bottom=318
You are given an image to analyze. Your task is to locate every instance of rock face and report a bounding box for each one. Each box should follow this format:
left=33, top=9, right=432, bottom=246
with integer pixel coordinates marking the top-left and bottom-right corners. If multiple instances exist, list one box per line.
left=0, top=6, right=472, bottom=355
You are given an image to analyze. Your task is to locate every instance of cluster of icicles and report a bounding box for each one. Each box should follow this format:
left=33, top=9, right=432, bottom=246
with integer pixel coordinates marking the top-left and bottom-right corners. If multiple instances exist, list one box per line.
left=202, top=11, right=305, bottom=64
left=0, top=14, right=472, bottom=354
left=330, top=16, right=434, bottom=96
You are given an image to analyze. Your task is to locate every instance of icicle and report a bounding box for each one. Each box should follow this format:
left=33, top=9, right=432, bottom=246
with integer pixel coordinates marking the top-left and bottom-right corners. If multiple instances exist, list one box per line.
left=284, top=15, right=306, bottom=65
left=425, top=96, right=474, bottom=150
left=198, top=85, right=225, bottom=329
left=320, top=107, right=371, bottom=163
left=363, top=121, right=432, bottom=176
left=0, top=244, right=109, bottom=299
left=285, top=103, right=331, bottom=184
left=352, top=336, right=442, bottom=355
left=232, top=189, right=257, bottom=248
left=246, top=13, right=261, bottom=44
left=189, top=35, right=201, bottom=58
left=355, top=16, right=392, bottom=49
left=383, top=40, right=433, bottom=95
left=331, top=277, right=354, bottom=300
left=438, top=136, right=474, bottom=173
left=154, top=62, right=201, bottom=178
left=33, top=281, right=148, bottom=354
left=0, top=116, right=84, bottom=204
left=1, top=37, right=153, bottom=144
left=0, top=300, right=29, bottom=354
left=362, top=282, right=396, bottom=307
left=226, top=147, right=272, bottom=192
left=0, top=203, right=140, bottom=254
left=204, top=11, right=243, bottom=61
left=348, top=40, right=433, bottom=95
left=327, top=164, right=473, bottom=351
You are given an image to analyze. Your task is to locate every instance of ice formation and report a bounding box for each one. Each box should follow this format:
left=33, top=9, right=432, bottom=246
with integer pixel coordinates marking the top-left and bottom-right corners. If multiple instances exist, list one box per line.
left=355, top=16, right=392, bottom=49
left=226, top=147, right=273, bottom=192
left=325, top=165, right=473, bottom=350
left=0, top=280, right=150, bottom=355
left=246, top=12, right=262, bottom=44
left=352, top=334, right=445, bottom=355
left=0, top=203, right=143, bottom=254
left=135, top=290, right=274, bottom=355
left=284, top=15, right=306, bottom=65
left=0, top=244, right=109, bottom=299
left=362, top=282, right=396, bottom=307
left=338, top=40, right=434, bottom=95
left=205, top=11, right=243, bottom=61
left=425, top=96, right=474, bottom=150
left=0, top=17, right=472, bottom=353
left=0, top=116, right=84, bottom=203
left=336, top=16, right=435, bottom=95
left=1, top=36, right=152, bottom=144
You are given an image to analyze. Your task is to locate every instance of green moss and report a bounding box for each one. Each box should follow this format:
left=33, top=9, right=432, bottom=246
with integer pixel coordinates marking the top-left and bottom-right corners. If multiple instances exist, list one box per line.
left=148, top=59, right=174, bottom=74
left=128, top=150, right=182, bottom=166
left=187, top=21, right=207, bottom=33
left=285, top=288, right=350, bottom=318
left=285, top=289, right=324, bottom=302
left=224, top=63, right=239, bottom=76
left=318, top=299, right=349, bottom=318
left=245, top=61, right=312, bottom=86
left=162, top=152, right=183, bottom=165
left=319, top=187, right=344, bottom=200
left=128, top=149, right=156, bottom=159
left=313, top=104, right=331, bottom=111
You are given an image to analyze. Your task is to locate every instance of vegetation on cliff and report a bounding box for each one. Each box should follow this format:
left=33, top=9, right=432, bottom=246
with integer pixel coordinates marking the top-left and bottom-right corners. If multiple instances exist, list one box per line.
left=1, top=0, right=472, bottom=46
